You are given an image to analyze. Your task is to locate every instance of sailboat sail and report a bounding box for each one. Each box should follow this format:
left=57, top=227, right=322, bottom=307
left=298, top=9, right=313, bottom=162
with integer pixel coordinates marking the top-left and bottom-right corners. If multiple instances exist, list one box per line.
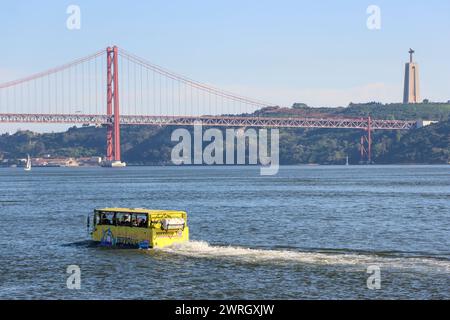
left=24, top=155, right=31, bottom=171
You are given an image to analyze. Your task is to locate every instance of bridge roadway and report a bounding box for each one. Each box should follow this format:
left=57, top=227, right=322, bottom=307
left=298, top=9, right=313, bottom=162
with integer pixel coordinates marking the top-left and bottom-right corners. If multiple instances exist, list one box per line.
left=0, top=113, right=417, bottom=130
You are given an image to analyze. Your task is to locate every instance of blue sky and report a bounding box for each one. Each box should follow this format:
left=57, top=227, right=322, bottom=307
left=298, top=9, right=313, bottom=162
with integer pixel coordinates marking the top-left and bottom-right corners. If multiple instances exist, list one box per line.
left=0, top=0, right=449, bottom=132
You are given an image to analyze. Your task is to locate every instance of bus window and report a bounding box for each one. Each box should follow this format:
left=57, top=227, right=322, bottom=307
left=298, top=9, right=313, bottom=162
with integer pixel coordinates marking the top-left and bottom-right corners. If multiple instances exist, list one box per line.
left=116, top=212, right=132, bottom=227
left=98, top=212, right=114, bottom=225
left=132, top=214, right=148, bottom=228
left=115, top=213, right=123, bottom=226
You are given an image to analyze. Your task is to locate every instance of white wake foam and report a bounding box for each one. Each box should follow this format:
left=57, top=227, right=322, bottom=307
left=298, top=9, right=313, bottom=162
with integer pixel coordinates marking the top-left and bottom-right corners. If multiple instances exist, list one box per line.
left=158, top=241, right=450, bottom=273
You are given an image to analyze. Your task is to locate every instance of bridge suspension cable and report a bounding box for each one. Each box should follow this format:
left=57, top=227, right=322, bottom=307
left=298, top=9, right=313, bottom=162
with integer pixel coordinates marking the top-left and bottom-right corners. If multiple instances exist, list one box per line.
left=0, top=46, right=416, bottom=132
left=0, top=49, right=106, bottom=116
left=119, top=49, right=275, bottom=114
left=0, top=47, right=276, bottom=118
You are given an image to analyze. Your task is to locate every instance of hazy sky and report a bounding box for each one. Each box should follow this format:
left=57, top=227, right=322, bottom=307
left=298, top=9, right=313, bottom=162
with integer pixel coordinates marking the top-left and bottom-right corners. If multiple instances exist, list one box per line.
left=1, top=0, right=449, bottom=132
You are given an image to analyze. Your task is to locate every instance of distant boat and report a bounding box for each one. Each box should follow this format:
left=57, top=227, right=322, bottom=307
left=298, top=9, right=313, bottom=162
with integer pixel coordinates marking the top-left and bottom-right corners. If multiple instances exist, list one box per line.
left=100, top=159, right=127, bottom=168
left=24, top=155, right=31, bottom=171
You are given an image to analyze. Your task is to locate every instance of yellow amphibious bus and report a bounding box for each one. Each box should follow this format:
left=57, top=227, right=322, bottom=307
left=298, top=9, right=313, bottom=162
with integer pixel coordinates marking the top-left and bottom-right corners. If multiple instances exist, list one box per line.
left=91, top=208, right=189, bottom=249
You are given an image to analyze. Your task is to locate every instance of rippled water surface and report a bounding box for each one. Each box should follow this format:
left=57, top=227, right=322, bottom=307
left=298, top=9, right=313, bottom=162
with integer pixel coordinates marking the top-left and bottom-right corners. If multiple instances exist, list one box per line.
left=0, top=165, right=449, bottom=299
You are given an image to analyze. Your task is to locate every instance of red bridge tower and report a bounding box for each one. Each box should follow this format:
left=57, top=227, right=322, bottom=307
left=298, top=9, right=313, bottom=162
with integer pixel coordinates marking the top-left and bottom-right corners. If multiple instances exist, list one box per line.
left=103, top=46, right=125, bottom=167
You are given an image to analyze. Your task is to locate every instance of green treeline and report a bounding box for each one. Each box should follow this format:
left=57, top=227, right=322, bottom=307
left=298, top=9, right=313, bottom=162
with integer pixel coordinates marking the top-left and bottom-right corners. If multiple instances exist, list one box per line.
left=0, top=103, right=449, bottom=165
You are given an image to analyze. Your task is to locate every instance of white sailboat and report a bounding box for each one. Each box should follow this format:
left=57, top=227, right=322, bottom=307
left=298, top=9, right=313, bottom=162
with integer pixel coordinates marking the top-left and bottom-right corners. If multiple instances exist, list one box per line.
left=24, top=154, right=32, bottom=171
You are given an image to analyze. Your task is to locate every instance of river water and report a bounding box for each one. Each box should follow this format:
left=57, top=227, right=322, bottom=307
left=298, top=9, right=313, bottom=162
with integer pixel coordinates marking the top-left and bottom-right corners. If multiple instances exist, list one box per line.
left=0, top=165, right=449, bottom=299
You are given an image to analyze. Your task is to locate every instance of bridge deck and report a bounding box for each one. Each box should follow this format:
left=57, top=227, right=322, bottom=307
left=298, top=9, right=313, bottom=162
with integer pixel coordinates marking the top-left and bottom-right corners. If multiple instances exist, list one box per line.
left=0, top=114, right=416, bottom=130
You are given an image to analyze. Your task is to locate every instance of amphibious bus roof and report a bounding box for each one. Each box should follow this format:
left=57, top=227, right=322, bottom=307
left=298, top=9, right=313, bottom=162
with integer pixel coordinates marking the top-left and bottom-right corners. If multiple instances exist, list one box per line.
left=95, top=208, right=186, bottom=214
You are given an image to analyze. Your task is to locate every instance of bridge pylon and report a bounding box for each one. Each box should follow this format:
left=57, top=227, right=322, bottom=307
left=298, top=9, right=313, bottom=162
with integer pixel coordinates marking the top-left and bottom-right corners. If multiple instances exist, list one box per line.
left=102, top=46, right=125, bottom=167
left=359, top=116, right=373, bottom=164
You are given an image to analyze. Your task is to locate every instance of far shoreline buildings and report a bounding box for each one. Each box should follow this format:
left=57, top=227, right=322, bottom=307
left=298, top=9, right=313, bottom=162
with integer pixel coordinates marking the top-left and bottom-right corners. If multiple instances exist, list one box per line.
left=403, top=48, right=421, bottom=104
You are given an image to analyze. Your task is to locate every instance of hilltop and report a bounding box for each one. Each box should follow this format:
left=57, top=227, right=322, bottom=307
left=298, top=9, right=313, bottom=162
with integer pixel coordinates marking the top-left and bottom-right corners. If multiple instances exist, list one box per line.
left=258, top=102, right=450, bottom=121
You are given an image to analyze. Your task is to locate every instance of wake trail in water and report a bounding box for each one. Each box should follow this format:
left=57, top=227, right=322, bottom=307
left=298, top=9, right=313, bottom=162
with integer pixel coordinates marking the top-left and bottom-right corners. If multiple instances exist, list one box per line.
left=159, top=241, right=450, bottom=273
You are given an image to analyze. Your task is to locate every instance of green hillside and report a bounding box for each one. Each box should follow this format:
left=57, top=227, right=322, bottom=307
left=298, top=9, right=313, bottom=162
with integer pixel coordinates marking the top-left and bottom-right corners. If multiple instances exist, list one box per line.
left=270, top=102, right=450, bottom=121
left=1, top=103, right=449, bottom=165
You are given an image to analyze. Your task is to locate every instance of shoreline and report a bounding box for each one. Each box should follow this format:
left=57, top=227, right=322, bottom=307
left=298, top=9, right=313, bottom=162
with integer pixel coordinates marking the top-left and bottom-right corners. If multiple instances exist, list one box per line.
left=1, top=163, right=449, bottom=169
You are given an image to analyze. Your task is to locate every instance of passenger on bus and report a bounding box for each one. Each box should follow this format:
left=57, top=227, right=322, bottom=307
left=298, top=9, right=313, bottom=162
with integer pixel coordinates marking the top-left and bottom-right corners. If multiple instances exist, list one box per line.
left=138, top=217, right=147, bottom=228
left=100, top=213, right=106, bottom=225
left=123, top=214, right=131, bottom=227
left=132, top=217, right=138, bottom=227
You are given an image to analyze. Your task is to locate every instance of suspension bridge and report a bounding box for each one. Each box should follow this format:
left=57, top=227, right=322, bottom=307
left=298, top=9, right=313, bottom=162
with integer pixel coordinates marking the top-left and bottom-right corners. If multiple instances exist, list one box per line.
left=0, top=46, right=417, bottom=165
